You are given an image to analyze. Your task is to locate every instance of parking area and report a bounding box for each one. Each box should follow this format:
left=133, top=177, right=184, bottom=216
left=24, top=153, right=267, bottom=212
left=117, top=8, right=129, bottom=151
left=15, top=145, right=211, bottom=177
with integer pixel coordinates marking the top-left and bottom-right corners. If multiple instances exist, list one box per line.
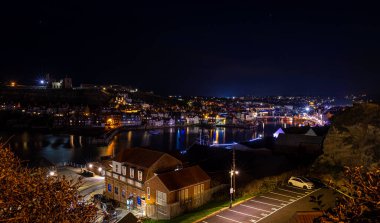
left=202, top=185, right=322, bottom=223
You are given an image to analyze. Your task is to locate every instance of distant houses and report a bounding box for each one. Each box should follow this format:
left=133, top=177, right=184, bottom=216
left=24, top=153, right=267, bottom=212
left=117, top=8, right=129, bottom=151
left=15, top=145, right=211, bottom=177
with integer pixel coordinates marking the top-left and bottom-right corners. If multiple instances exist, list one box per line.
left=104, top=148, right=211, bottom=219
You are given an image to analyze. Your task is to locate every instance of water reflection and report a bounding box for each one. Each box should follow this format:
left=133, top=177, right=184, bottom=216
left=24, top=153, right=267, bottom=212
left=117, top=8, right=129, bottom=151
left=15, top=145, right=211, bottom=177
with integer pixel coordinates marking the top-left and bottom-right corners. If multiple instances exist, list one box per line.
left=3, top=122, right=291, bottom=164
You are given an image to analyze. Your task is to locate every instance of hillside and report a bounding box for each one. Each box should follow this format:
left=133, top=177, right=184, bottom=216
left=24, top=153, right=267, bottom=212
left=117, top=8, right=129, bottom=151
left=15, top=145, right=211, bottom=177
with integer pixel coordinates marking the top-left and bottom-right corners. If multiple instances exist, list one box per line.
left=314, top=103, right=380, bottom=174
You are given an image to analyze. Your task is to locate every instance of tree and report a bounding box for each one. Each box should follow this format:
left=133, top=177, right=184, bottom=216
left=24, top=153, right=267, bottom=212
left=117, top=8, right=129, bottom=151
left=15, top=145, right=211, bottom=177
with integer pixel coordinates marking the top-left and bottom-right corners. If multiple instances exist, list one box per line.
left=314, top=166, right=380, bottom=223
left=0, top=145, right=99, bottom=223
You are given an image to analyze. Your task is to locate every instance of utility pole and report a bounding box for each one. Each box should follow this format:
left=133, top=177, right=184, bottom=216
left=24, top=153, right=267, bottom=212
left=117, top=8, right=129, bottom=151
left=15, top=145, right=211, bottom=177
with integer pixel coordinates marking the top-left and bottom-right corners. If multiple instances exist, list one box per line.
left=232, top=147, right=236, bottom=200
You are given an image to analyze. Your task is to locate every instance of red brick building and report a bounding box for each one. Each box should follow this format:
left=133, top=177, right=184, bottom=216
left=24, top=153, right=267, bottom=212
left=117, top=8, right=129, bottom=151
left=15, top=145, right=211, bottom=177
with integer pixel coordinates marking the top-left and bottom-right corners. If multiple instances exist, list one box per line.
left=104, top=148, right=211, bottom=219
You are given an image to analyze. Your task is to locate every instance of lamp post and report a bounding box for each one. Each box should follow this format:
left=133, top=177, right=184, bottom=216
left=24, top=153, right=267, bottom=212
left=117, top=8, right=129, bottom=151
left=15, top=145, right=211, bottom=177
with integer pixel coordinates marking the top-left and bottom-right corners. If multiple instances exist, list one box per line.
left=229, top=169, right=239, bottom=208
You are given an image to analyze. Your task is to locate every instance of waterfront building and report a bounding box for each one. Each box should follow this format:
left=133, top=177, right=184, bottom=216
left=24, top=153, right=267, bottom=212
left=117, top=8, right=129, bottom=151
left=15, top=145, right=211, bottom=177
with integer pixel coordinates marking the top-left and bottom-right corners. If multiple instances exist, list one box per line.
left=104, top=148, right=211, bottom=219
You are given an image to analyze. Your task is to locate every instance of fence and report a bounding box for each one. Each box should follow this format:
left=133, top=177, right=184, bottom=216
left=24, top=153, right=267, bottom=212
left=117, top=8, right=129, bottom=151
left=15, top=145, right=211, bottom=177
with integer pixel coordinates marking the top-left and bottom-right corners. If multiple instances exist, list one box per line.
left=55, top=162, right=86, bottom=169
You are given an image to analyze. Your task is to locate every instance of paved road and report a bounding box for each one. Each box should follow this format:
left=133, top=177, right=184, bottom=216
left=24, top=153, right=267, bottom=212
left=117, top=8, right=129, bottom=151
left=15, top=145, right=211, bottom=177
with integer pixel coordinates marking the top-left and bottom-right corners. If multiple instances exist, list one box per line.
left=202, top=185, right=325, bottom=223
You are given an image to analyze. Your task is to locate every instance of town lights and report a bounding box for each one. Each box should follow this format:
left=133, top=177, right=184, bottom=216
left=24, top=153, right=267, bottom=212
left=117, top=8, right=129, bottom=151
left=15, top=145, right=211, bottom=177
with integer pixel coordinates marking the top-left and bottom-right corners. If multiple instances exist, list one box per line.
left=49, top=171, right=55, bottom=176
left=88, top=164, right=93, bottom=168
left=98, top=167, right=102, bottom=172
left=305, top=107, right=310, bottom=112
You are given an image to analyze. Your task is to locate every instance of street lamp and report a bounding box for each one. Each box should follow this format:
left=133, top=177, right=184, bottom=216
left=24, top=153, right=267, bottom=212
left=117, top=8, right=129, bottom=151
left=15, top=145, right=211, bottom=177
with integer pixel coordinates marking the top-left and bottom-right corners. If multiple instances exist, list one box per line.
left=229, top=170, right=239, bottom=208
left=88, top=163, right=93, bottom=168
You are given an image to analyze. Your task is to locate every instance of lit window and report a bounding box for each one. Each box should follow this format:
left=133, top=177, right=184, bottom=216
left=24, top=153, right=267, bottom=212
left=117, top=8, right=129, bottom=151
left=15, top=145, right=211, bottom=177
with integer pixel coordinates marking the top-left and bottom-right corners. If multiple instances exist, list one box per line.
left=156, top=190, right=167, bottom=205
left=115, top=187, right=118, bottom=195
left=147, top=187, right=150, bottom=200
left=130, top=168, right=134, bottom=178
left=108, top=184, right=112, bottom=192
left=138, top=170, right=143, bottom=181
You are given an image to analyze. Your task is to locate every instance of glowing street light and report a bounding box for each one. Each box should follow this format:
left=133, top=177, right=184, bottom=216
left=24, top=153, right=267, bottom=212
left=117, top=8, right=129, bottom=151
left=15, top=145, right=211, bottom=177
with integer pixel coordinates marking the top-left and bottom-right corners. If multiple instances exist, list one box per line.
left=98, top=167, right=102, bottom=172
left=88, top=164, right=93, bottom=168
left=229, top=169, right=239, bottom=208
left=49, top=171, right=55, bottom=176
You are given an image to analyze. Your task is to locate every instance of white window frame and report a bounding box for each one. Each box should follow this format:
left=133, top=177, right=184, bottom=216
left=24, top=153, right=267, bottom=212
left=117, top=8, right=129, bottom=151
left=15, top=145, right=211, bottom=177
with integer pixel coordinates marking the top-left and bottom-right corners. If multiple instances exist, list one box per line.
left=130, top=167, right=134, bottom=178
left=122, top=166, right=127, bottom=176
left=138, top=170, right=143, bottom=181
left=156, top=190, right=167, bottom=205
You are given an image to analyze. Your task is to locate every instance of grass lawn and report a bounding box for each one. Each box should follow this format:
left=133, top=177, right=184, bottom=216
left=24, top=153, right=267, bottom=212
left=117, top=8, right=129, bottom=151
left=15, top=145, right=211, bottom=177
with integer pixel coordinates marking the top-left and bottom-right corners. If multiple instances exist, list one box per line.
left=143, top=193, right=258, bottom=223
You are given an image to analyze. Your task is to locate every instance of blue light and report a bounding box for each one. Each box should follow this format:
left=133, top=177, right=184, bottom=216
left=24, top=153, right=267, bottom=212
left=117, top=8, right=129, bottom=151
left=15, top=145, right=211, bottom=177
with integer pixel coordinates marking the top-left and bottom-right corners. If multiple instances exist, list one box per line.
left=40, top=80, right=45, bottom=84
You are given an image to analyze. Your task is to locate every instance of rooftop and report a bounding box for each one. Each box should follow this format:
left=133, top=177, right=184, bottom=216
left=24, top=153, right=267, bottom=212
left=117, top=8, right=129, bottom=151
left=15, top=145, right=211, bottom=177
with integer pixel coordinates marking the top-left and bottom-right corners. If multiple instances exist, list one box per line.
left=113, top=148, right=166, bottom=168
left=157, top=165, right=210, bottom=191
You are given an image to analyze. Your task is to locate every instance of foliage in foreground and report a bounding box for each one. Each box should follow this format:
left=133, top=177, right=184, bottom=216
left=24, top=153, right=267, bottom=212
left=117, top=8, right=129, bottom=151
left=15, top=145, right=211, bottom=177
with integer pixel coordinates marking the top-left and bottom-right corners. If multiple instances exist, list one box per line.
left=0, top=146, right=99, bottom=223
left=312, top=166, right=379, bottom=223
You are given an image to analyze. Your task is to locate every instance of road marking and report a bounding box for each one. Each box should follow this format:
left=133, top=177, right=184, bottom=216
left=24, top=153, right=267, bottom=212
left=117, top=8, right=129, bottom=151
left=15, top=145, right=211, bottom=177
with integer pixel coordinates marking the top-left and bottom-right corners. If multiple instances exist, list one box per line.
left=249, top=200, right=282, bottom=208
left=216, top=214, right=243, bottom=223
left=255, top=188, right=322, bottom=222
left=285, top=185, right=312, bottom=192
left=278, top=188, right=307, bottom=196
left=260, top=195, right=289, bottom=203
left=240, top=204, right=271, bottom=213
left=269, top=191, right=297, bottom=198
left=229, top=209, right=260, bottom=218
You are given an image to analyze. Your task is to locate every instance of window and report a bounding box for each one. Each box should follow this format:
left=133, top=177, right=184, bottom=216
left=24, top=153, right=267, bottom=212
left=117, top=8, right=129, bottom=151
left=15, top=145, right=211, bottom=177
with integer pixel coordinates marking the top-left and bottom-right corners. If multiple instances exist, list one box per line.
left=138, top=170, right=143, bottom=181
left=130, top=168, right=134, bottom=178
left=115, top=187, right=118, bottom=195
left=185, top=188, right=188, bottom=200
left=122, top=166, right=127, bottom=176
left=156, top=190, right=167, bottom=205
left=108, top=184, right=112, bottom=192
left=147, top=187, right=150, bottom=200
left=122, top=190, right=126, bottom=198
left=194, top=185, right=199, bottom=196
left=201, top=184, right=204, bottom=193
left=179, top=189, right=185, bottom=203
left=115, top=164, right=118, bottom=173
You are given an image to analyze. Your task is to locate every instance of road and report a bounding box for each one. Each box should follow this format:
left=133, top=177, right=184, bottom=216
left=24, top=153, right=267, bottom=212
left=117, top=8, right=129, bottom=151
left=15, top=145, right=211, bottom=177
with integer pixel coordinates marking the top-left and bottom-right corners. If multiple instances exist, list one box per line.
left=202, top=185, right=335, bottom=223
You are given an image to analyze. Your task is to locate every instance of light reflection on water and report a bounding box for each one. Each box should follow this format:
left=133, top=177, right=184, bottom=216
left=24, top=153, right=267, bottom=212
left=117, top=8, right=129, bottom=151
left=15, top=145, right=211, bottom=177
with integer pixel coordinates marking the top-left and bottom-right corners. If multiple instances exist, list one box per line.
left=4, top=122, right=291, bottom=164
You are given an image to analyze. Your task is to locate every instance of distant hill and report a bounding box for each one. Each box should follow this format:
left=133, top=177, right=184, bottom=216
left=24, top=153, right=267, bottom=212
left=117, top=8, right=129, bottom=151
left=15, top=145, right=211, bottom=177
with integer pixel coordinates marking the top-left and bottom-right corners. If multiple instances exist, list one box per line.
left=0, top=88, right=111, bottom=106
left=314, top=103, right=380, bottom=174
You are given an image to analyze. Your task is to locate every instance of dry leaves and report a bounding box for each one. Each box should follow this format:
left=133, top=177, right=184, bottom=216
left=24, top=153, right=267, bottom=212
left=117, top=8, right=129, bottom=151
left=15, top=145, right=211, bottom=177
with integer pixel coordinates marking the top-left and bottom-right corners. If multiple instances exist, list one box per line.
left=0, top=146, right=99, bottom=223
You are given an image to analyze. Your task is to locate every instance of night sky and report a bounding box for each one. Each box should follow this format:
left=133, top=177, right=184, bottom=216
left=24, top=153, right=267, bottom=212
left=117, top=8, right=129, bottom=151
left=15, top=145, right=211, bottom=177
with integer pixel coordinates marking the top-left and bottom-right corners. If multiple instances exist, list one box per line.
left=1, top=1, right=380, bottom=97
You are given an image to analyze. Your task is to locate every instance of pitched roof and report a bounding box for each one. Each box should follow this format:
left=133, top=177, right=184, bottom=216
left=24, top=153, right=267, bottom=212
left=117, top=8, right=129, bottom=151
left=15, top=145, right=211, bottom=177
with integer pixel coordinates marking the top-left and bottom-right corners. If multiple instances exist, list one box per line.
left=113, top=148, right=166, bottom=168
left=157, top=165, right=210, bottom=191
left=275, top=134, right=324, bottom=147
left=282, top=126, right=329, bottom=136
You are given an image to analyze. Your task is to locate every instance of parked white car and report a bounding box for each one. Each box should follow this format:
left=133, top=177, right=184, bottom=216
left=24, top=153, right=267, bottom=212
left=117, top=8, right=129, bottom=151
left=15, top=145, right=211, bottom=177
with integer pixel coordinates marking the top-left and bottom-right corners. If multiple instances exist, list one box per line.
left=288, top=176, right=314, bottom=189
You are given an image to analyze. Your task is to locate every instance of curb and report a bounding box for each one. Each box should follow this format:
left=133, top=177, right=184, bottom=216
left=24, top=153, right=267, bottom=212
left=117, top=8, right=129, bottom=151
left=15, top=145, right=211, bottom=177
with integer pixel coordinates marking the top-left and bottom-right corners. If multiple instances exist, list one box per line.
left=195, top=195, right=257, bottom=223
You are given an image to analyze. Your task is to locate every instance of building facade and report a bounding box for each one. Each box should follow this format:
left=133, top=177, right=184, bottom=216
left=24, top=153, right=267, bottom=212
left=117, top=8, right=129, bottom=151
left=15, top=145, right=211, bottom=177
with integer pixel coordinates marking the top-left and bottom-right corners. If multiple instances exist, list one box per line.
left=104, top=148, right=182, bottom=213
left=104, top=148, right=211, bottom=219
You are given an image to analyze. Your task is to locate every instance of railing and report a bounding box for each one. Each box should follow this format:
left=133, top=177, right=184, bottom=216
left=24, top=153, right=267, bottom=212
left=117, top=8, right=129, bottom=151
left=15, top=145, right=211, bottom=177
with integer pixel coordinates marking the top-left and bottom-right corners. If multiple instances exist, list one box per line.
left=55, top=162, right=86, bottom=169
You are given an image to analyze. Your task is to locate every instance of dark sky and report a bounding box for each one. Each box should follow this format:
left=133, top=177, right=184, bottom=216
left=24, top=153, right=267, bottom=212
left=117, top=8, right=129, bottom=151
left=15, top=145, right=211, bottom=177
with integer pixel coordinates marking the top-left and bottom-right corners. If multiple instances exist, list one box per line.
left=1, top=1, right=380, bottom=97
